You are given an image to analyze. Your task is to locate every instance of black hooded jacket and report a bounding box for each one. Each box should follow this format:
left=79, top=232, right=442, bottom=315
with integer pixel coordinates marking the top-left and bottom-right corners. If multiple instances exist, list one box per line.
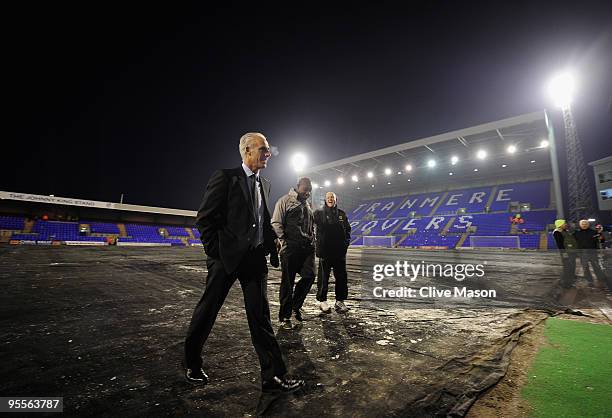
left=313, top=205, right=351, bottom=258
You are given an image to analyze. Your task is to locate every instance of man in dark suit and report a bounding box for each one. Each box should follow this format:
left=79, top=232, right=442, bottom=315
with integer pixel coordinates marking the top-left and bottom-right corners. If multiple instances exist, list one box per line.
left=184, top=132, right=304, bottom=394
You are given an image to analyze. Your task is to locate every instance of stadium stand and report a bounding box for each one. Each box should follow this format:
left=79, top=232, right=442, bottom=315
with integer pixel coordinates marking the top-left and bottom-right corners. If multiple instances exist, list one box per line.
left=5, top=219, right=201, bottom=246
left=0, top=216, right=25, bottom=230
left=348, top=180, right=557, bottom=249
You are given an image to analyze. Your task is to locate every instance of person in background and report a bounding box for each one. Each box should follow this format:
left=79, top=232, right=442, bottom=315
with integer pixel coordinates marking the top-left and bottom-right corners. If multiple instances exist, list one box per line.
left=594, top=224, right=607, bottom=249
left=574, top=219, right=608, bottom=287
left=553, top=219, right=577, bottom=288
left=313, top=192, right=351, bottom=313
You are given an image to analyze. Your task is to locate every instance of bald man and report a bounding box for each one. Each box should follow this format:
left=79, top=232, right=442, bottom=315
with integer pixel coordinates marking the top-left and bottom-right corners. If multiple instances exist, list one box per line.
left=313, top=192, right=351, bottom=313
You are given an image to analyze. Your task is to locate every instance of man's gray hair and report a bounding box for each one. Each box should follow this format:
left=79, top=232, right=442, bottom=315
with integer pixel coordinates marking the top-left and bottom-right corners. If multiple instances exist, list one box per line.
left=239, top=132, right=267, bottom=161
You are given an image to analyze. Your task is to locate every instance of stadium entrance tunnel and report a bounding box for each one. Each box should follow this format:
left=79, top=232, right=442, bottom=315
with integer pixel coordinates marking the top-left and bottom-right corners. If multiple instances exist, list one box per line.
left=0, top=246, right=609, bottom=417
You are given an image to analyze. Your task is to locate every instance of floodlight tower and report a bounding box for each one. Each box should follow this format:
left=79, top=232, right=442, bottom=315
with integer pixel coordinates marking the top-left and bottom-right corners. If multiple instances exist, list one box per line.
left=548, top=72, right=595, bottom=222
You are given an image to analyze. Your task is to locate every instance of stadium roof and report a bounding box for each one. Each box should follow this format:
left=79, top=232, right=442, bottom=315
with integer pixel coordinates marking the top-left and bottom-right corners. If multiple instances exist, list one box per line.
left=303, top=110, right=557, bottom=202
left=0, top=191, right=196, bottom=217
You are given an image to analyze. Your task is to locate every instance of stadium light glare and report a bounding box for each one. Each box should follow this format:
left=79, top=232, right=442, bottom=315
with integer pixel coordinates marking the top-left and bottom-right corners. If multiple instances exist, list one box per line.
left=540, top=139, right=549, bottom=148
left=427, top=159, right=436, bottom=168
left=405, top=164, right=413, bottom=171
left=351, top=175, right=359, bottom=182
left=548, top=71, right=576, bottom=108
left=407, top=178, right=411, bottom=182
left=290, top=152, right=307, bottom=172
left=476, top=149, right=487, bottom=160
left=450, top=155, right=459, bottom=165
left=387, top=182, right=391, bottom=185
left=367, top=171, right=374, bottom=179
left=337, top=177, right=345, bottom=185
left=371, top=184, right=375, bottom=188
left=356, top=186, right=360, bottom=190
left=588, top=218, right=596, bottom=222
left=312, top=183, right=319, bottom=189
left=384, top=168, right=392, bottom=176
left=397, top=171, right=402, bottom=175
left=501, top=164, right=507, bottom=168
left=324, top=180, right=331, bottom=187
left=507, top=145, right=517, bottom=154
left=473, top=168, right=479, bottom=172
left=449, top=172, right=453, bottom=176
left=530, top=160, right=536, bottom=164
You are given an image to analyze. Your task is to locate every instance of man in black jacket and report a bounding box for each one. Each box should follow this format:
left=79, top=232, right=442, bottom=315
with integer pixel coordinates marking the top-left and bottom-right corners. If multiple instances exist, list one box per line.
left=184, top=132, right=304, bottom=395
left=314, top=192, right=351, bottom=313
left=574, top=219, right=607, bottom=286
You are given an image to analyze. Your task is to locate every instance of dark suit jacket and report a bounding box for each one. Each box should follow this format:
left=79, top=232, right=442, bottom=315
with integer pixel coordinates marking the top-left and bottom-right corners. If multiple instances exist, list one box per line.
left=195, top=166, right=278, bottom=274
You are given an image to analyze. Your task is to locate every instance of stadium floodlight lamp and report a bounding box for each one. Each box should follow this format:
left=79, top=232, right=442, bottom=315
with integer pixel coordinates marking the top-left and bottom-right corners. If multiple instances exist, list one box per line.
left=291, top=152, right=307, bottom=172
left=427, top=159, right=436, bottom=168
left=449, top=172, right=453, bottom=176
left=540, top=139, right=549, bottom=148
left=407, top=178, right=411, bottom=182
left=371, top=184, right=375, bottom=188
left=588, top=218, right=596, bottom=222
left=502, top=164, right=507, bottom=168
left=397, top=171, right=402, bottom=175
left=450, top=155, right=459, bottom=165
left=367, top=171, right=374, bottom=179
left=337, top=177, right=345, bottom=185
left=387, top=182, right=391, bottom=185
left=312, top=183, right=319, bottom=189
left=530, top=160, right=536, bottom=164
left=476, top=149, right=487, bottom=160
left=384, top=168, right=392, bottom=176
left=405, top=164, right=413, bottom=171
left=324, top=180, right=331, bottom=187
left=473, top=168, right=479, bottom=172
left=356, top=186, right=361, bottom=190
left=351, top=175, right=359, bottom=182
left=507, top=145, right=517, bottom=154
left=548, top=71, right=575, bottom=108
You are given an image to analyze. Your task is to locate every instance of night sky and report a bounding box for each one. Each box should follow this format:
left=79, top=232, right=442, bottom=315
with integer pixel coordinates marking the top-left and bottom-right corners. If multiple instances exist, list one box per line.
left=5, top=1, right=612, bottom=210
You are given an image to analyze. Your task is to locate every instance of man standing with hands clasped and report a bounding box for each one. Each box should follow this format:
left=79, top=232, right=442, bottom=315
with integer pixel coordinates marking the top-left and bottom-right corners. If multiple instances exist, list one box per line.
left=184, top=132, right=304, bottom=395
left=313, top=191, right=351, bottom=313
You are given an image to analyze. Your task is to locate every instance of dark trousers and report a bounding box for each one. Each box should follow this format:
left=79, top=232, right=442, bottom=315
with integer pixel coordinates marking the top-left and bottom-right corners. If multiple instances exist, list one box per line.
left=316, top=256, right=348, bottom=302
left=560, top=252, right=577, bottom=289
left=184, top=247, right=287, bottom=381
left=279, top=247, right=315, bottom=321
left=578, top=251, right=607, bottom=284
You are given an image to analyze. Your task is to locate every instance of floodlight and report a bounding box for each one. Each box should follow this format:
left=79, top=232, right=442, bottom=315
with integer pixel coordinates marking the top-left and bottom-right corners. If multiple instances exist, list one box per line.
left=312, top=183, right=319, bottom=189
left=324, top=180, right=331, bottom=187
left=405, top=164, right=413, bottom=171
left=427, top=159, right=436, bottom=168
left=507, top=145, right=517, bottom=154
left=291, top=152, right=307, bottom=172
left=367, top=171, right=374, bottom=179
left=450, top=156, right=459, bottom=165
left=476, top=149, right=487, bottom=160
left=337, top=177, right=345, bottom=185
left=540, top=140, right=549, bottom=148
left=384, top=168, right=392, bottom=176
left=351, top=175, right=359, bottom=182
left=548, top=71, right=575, bottom=108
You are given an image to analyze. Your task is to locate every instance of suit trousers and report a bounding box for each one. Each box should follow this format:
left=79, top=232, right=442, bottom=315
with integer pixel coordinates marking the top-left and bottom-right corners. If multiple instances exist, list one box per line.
left=184, top=246, right=287, bottom=381
left=316, top=256, right=348, bottom=302
left=279, top=246, right=316, bottom=321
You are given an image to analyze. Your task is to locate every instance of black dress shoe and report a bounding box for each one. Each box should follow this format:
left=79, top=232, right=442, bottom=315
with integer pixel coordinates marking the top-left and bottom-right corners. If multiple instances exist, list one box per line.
left=262, top=376, right=304, bottom=394
left=185, top=367, right=209, bottom=385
